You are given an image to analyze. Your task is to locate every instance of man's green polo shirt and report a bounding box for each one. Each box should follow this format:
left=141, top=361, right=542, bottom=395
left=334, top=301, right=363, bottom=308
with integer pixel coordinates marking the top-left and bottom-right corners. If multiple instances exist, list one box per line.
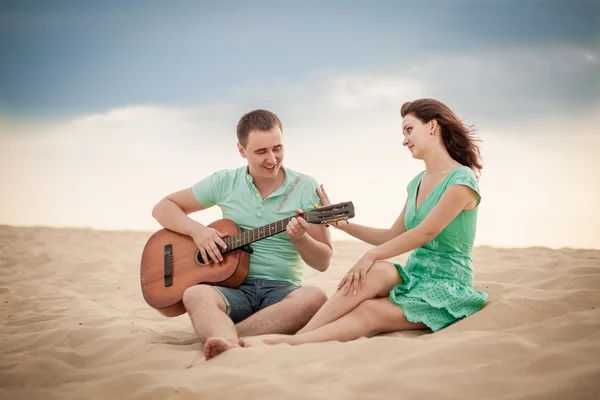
left=191, top=165, right=322, bottom=286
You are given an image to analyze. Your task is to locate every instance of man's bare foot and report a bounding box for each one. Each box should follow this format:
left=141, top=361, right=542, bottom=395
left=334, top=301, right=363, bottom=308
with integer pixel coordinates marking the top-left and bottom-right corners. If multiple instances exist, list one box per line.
left=204, top=337, right=237, bottom=360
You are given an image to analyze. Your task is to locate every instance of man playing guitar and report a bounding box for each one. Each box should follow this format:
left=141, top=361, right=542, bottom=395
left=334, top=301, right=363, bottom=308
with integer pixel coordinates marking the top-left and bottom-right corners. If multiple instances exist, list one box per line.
left=151, top=109, right=332, bottom=360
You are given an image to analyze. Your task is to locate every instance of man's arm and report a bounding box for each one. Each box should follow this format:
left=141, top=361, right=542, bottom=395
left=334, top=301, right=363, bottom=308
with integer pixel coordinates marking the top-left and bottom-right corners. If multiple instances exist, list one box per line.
left=152, top=188, right=206, bottom=235
left=152, top=188, right=227, bottom=263
left=291, top=222, right=333, bottom=272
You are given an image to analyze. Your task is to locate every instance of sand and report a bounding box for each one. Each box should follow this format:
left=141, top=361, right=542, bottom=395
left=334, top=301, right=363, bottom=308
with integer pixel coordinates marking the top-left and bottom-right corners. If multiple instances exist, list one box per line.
left=1, top=225, right=599, bottom=400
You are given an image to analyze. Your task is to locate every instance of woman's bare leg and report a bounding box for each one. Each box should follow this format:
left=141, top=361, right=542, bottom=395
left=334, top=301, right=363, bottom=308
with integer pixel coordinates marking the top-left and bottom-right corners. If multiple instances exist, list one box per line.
left=265, top=297, right=426, bottom=345
left=297, top=261, right=401, bottom=335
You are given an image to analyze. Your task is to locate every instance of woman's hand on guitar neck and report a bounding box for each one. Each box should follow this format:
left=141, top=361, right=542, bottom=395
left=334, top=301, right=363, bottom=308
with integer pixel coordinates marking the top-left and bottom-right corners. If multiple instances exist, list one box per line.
left=191, top=226, right=228, bottom=264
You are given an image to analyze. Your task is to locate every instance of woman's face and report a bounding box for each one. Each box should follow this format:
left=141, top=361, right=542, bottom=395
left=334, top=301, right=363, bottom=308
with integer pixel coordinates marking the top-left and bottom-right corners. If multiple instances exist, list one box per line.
left=402, top=113, right=434, bottom=159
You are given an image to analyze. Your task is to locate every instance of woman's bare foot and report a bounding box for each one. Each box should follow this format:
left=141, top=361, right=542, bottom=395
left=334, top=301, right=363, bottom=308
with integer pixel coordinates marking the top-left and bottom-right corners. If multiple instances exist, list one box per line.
left=263, top=335, right=295, bottom=345
left=204, top=337, right=237, bottom=360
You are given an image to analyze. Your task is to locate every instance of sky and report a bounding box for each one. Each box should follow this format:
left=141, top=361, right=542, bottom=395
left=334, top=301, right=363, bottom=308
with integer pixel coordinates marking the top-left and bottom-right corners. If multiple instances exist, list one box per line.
left=1, top=0, right=599, bottom=249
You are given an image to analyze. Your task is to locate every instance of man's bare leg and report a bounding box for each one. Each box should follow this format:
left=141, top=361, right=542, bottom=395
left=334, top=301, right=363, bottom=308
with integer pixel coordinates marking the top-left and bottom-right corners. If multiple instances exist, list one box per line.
left=297, top=262, right=401, bottom=335
left=182, top=284, right=240, bottom=360
left=235, top=286, right=327, bottom=337
left=264, top=297, right=426, bottom=346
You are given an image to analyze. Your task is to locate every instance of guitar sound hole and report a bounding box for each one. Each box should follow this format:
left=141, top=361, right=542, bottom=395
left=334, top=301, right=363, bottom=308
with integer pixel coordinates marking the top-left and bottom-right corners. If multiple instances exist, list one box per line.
left=195, top=250, right=213, bottom=266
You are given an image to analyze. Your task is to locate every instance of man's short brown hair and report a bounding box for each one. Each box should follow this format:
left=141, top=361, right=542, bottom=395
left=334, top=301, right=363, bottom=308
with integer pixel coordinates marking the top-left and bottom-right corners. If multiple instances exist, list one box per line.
left=236, top=109, right=283, bottom=147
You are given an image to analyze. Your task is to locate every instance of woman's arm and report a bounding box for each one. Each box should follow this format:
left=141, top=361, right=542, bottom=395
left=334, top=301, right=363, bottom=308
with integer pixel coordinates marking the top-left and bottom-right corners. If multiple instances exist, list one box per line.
left=335, top=198, right=409, bottom=246
left=318, top=185, right=409, bottom=246
left=366, top=185, right=477, bottom=262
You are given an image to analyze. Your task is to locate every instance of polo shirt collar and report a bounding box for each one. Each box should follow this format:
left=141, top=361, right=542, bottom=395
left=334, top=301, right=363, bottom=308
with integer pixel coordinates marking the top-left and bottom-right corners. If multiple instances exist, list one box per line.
left=245, top=165, right=291, bottom=198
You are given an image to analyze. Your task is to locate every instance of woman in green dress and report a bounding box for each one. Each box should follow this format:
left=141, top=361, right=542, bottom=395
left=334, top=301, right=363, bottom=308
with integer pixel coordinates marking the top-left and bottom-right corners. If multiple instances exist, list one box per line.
left=264, top=98, right=488, bottom=345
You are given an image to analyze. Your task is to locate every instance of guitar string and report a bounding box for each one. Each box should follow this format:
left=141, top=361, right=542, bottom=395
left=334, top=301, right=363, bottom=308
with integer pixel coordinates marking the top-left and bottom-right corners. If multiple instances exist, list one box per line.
left=168, top=218, right=292, bottom=262
left=166, top=213, right=350, bottom=263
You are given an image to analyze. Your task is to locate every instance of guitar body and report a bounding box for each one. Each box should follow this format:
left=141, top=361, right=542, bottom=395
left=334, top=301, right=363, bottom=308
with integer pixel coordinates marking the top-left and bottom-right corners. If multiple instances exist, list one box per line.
left=140, top=219, right=250, bottom=317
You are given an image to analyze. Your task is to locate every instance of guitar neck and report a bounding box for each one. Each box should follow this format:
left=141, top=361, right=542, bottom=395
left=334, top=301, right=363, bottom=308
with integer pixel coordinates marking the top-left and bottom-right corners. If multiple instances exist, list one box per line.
left=222, top=215, right=297, bottom=251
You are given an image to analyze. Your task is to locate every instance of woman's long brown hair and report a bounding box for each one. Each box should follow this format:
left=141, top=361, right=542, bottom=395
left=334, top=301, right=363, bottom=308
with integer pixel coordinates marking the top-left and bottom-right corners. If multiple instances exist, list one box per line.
left=401, top=98, right=483, bottom=177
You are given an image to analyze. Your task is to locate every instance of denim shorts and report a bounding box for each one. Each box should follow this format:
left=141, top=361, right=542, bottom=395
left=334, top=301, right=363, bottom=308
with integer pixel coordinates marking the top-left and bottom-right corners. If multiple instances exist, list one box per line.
left=212, top=279, right=300, bottom=324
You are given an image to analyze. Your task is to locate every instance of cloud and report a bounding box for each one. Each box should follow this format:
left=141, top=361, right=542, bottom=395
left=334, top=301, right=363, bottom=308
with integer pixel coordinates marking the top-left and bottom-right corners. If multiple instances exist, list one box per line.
left=1, top=44, right=599, bottom=248
left=324, top=75, right=425, bottom=111
left=419, top=45, right=599, bottom=118
left=221, top=44, right=600, bottom=131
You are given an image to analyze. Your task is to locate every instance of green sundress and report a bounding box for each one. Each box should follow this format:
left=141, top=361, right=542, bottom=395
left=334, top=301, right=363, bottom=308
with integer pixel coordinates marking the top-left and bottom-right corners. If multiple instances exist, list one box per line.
left=389, top=166, right=488, bottom=332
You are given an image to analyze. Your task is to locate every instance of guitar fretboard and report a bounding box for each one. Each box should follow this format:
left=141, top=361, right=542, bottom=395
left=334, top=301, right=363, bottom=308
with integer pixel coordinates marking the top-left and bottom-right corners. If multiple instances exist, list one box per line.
left=221, top=215, right=297, bottom=250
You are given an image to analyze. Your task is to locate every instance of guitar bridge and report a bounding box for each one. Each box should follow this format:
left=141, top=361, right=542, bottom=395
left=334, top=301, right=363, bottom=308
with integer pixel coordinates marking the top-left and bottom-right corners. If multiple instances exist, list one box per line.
left=164, top=244, right=173, bottom=287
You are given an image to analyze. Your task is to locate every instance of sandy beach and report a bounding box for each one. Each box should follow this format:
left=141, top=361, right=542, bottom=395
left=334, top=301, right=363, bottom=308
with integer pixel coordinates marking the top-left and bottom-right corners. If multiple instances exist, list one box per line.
left=1, top=224, right=599, bottom=400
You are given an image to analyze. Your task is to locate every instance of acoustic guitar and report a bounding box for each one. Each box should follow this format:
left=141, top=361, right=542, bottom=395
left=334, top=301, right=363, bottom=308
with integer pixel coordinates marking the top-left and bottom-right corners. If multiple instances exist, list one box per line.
left=140, top=201, right=355, bottom=317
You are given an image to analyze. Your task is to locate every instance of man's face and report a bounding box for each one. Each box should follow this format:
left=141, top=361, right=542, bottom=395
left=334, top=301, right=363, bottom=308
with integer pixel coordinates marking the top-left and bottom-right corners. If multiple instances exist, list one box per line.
left=238, top=126, right=285, bottom=180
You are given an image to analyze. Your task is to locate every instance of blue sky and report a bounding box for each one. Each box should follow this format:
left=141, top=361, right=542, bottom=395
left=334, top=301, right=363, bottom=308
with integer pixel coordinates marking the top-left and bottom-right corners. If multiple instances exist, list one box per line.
left=1, top=1, right=599, bottom=248
left=1, top=0, right=598, bottom=119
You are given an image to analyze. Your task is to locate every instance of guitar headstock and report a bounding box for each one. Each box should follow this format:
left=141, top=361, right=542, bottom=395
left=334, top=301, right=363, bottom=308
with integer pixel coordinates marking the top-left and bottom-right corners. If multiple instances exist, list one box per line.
left=305, top=201, right=355, bottom=225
